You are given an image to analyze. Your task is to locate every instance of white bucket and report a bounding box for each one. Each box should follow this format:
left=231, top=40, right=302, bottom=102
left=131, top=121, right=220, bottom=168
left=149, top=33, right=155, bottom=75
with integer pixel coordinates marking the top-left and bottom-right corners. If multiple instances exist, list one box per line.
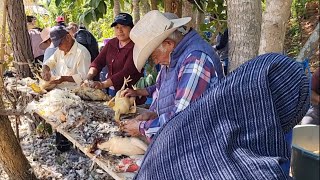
left=291, top=125, right=319, bottom=180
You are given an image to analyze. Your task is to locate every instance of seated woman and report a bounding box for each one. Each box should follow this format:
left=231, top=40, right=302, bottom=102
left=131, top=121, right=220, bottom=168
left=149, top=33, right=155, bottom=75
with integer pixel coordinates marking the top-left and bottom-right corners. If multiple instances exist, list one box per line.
left=84, top=13, right=144, bottom=102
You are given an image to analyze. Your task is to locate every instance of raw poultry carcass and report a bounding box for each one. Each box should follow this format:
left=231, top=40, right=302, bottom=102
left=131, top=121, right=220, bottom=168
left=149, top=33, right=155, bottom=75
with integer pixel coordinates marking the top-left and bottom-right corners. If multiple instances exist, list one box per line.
left=96, top=136, right=148, bottom=156
left=72, top=86, right=111, bottom=101
left=28, top=74, right=57, bottom=94
left=107, top=76, right=136, bottom=123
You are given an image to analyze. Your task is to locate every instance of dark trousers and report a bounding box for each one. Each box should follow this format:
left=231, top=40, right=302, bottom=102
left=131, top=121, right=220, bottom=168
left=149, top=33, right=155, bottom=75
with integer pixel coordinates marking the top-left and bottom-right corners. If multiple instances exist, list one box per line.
left=56, top=132, right=71, bottom=152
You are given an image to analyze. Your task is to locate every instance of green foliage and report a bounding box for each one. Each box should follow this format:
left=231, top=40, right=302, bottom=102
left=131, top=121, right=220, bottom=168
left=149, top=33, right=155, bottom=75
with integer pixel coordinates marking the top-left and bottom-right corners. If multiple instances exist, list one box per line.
left=286, top=0, right=316, bottom=58
left=135, top=61, right=158, bottom=89
left=36, top=121, right=53, bottom=137
left=199, top=0, right=227, bottom=43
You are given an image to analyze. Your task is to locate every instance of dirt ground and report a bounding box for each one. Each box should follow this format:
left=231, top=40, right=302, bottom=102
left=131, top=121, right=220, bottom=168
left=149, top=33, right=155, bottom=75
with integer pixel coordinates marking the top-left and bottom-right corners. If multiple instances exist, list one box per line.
left=285, top=1, right=319, bottom=72
left=0, top=116, right=113, bottom=180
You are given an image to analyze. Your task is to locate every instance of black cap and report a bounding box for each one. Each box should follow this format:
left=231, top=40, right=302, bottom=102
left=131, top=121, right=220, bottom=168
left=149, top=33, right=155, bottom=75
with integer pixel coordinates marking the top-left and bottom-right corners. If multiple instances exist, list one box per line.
left=110, top=13, right=134, bottom=28
left=50, top=26, right=68, bottom=47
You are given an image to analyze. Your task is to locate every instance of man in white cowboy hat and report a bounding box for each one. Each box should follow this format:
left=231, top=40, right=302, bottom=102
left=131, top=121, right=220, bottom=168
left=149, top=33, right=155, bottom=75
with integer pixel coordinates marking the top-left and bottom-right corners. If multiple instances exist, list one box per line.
left=122, top=10, right=224, bottom=139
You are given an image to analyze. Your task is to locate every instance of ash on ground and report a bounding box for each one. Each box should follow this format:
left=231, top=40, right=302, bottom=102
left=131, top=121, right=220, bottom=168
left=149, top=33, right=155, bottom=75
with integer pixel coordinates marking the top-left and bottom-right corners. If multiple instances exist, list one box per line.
left=0, top=116, right=114, bottom=180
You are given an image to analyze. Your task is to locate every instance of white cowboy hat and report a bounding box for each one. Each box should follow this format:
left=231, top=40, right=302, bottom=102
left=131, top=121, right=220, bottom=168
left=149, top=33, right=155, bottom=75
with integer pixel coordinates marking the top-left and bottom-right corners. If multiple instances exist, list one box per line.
left=130, top=10, right=191, bottom=72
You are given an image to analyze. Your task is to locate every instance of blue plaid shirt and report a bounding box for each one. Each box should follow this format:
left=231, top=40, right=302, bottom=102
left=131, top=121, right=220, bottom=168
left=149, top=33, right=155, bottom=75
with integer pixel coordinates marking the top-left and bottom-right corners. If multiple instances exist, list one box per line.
left=140, top=51, right=219, bottom=139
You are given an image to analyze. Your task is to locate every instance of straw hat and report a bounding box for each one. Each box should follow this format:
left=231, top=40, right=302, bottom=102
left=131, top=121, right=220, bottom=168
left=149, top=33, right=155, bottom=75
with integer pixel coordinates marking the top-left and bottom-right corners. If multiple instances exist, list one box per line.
left=39, top=27, right=51, bottom=50
left=130, top=10, right=191, bottom=72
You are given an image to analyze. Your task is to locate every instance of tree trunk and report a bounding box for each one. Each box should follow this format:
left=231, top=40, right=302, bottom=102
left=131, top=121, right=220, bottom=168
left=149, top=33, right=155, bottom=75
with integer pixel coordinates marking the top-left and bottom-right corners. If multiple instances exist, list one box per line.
left=113, top=0, right=121, bottom=17
left=259, top=0, right=292, bottom=54
left=164, top=0, right=182, bottom=17
left=140, top=0, right=151, bottom=15
left=0, top=0, right=8, bottom=91
left=182, top=0, right=196, bottom=29
left=227, top=0, right=262, bottom=72
left=132, top=0, right=140, bottom=24
left=195, top=9, right=204, bottom=32
left=175, top=0, right=182, bottom=17
left=0, top=98, right=37, bottom=179
left=6, top=0, right=33, bottom=78
left=150, top=0, right=158, bottom=10
left=164, top=0, right=173, bottom=13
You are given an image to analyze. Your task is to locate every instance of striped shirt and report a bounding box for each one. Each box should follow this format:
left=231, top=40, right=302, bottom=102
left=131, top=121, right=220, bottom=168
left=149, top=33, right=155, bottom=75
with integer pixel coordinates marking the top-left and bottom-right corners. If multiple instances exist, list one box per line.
left=135, top=53, right=310, bottom=180
left=140, top=50, right=219, bottom=139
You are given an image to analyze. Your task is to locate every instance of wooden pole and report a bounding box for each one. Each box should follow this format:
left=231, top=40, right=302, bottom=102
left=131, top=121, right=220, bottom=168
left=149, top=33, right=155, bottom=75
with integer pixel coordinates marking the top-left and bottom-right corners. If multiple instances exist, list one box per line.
left=0, top=0, right=8, bottom=91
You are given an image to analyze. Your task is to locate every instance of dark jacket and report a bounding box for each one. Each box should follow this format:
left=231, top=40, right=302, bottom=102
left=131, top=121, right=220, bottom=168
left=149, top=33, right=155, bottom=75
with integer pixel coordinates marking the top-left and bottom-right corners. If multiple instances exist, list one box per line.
left=75, top=28, right=99, bottom=61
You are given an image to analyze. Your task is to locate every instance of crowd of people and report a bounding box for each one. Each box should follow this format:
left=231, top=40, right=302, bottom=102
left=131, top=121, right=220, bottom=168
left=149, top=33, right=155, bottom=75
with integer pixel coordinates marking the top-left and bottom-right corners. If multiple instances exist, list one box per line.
left=24, top=10, right=316, bottom=179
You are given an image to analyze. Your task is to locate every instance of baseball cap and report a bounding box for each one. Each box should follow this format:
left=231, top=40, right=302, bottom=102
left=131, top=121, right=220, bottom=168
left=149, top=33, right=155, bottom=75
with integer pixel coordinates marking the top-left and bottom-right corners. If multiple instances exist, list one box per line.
left=50, top=25, right=68, bottom=47
left=56, top=16, right=65, bottom=23
left=110, top=13, right=134, bottom=28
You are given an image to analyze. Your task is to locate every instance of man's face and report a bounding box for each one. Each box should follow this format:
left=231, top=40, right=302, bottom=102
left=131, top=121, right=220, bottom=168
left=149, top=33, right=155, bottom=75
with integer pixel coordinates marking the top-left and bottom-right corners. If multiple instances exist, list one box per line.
left=151, top=40, right=173, bottom=66
left=67, top=28, right=77, bottom=37
left=114, top=24, right=131, bottom=42
left=58, top=34, right=72, bottom=52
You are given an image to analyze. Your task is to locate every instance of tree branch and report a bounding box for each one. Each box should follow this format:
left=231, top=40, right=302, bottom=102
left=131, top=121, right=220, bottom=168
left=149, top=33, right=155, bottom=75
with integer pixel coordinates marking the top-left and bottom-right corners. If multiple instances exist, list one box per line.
left=296, top=23, right=319, bottom=62
left=0, top=109, right=25, bottom=116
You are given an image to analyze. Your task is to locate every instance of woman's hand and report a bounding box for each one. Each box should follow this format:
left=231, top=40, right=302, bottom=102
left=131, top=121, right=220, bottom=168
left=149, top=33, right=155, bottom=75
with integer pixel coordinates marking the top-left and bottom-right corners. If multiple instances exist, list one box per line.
left=121, top=88, right=139, bottom=97
left=81, top=80, right=104, bottom=89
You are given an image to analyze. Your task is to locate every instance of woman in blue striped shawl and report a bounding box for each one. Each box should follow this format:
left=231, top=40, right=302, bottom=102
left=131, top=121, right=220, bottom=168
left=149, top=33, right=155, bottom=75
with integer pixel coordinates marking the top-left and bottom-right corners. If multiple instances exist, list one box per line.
left=135, top=53, right=310, bottom=180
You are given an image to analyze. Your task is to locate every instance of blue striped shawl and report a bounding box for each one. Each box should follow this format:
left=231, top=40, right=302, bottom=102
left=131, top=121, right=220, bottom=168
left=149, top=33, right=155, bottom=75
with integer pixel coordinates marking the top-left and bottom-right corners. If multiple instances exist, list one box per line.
left=135, top=53, right=310, bottom=180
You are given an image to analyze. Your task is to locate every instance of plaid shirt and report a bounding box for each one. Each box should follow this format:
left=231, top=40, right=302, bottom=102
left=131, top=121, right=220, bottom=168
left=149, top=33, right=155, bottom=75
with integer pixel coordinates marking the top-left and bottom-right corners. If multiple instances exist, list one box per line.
left=139, top=50, right=219, bottom=139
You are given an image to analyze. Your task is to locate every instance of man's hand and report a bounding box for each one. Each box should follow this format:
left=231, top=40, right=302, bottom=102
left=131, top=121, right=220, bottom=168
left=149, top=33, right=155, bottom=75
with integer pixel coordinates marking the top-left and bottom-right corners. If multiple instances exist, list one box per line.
left=49, top=76, right=64, bottom=84
left=133, top=112, right=158, bottom=121
left=41, top=66, right=51, bottom=81
left=122, top=119, right=141, bottom=137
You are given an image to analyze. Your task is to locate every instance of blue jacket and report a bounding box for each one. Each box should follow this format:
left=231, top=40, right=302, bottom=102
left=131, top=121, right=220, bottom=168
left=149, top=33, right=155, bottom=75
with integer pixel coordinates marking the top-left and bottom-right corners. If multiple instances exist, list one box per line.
left=156, top=29, right=223, bottom=115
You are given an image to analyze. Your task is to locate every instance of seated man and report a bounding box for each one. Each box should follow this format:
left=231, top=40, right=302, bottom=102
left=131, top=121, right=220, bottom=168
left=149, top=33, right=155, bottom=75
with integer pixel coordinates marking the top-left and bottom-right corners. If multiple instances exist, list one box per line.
left=41, top=25, right=91, bottom=87
left=122, top=11, right=224, bottom=139
left=135, top=53, right=310, bottom=179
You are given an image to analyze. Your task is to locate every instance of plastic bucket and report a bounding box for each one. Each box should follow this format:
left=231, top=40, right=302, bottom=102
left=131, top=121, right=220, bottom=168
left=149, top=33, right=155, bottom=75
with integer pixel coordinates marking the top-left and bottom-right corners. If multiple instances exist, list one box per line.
left=291, top=125, right=319, bottom=180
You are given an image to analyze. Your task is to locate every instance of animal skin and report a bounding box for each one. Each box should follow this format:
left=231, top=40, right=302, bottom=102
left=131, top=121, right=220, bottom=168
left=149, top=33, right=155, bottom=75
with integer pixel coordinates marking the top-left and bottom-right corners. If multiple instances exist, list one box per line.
left=107, top=76, right=136, bottom=123
left=29, top=74, right=56, bottom=94
left=72, top=87, right=110, bottom=101
left=97, top=136, right=147, bottom=156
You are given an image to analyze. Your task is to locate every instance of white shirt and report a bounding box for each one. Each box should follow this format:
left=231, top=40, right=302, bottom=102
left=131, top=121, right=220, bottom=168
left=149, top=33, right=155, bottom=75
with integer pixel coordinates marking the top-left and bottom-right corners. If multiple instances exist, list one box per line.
left=44, top=41, right=91, bottom=83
